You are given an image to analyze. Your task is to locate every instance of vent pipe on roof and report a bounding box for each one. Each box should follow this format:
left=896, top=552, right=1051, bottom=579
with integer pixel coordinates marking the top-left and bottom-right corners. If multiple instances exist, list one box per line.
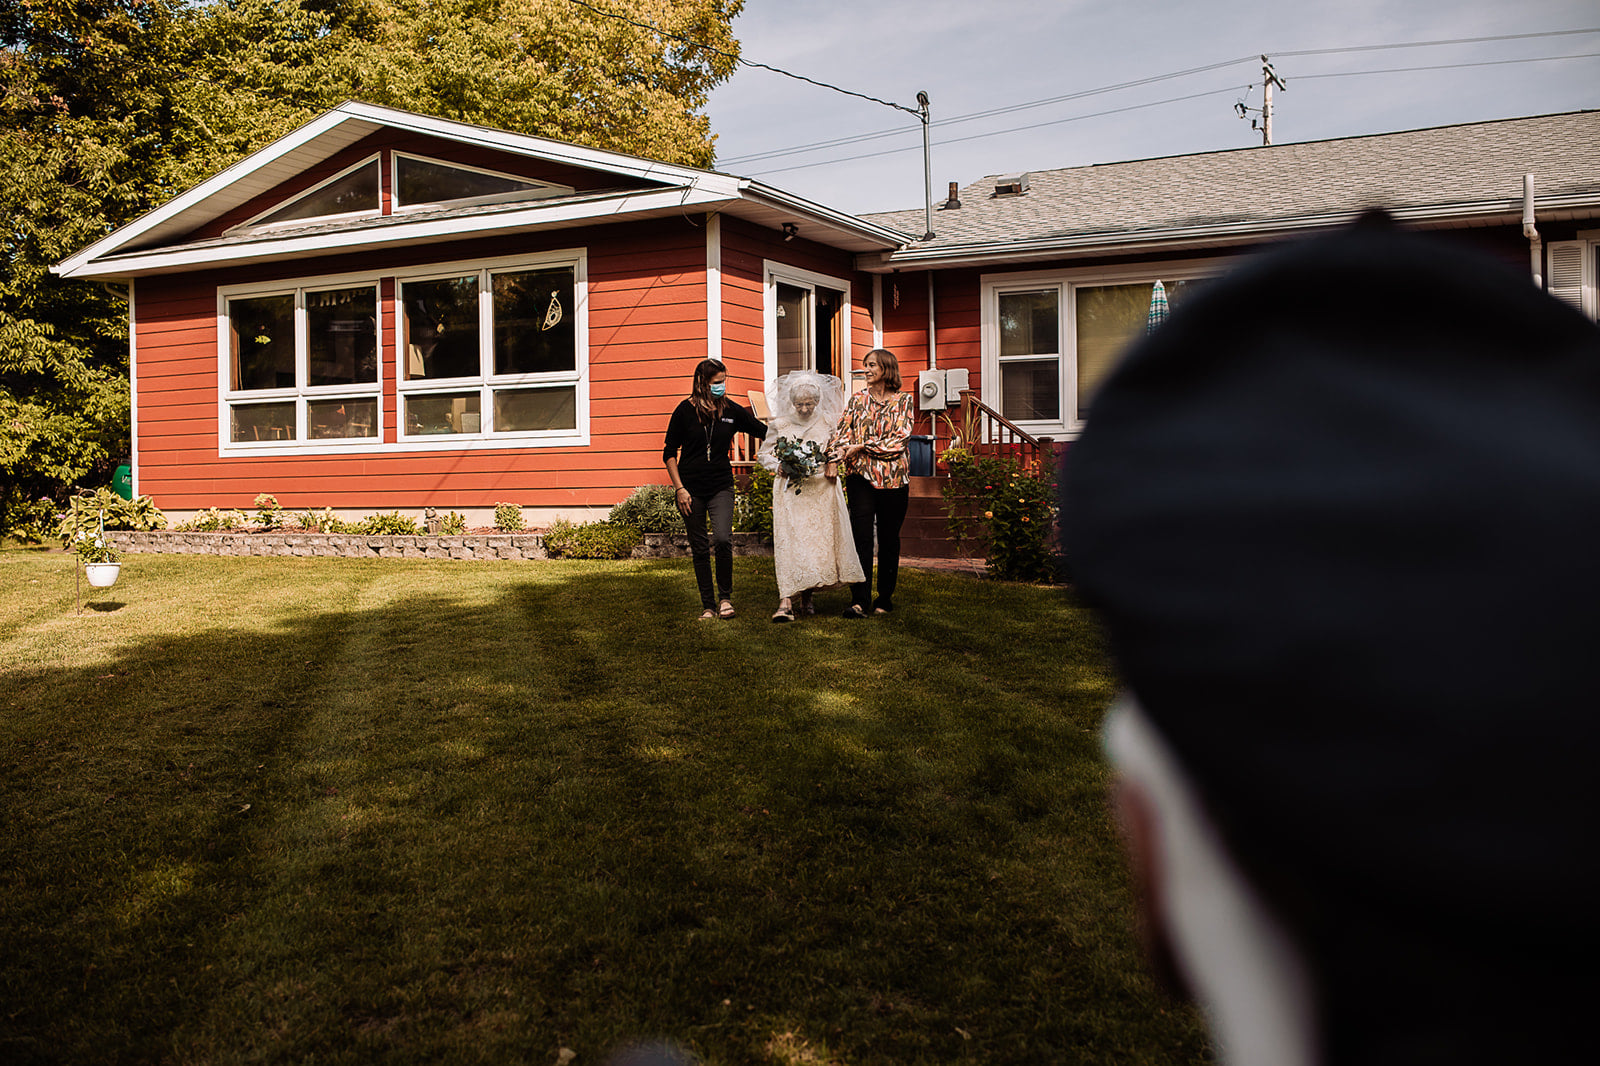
left=1523, top=173, right=1543, bottom=289
left=942, top=181, right=961, bottom=210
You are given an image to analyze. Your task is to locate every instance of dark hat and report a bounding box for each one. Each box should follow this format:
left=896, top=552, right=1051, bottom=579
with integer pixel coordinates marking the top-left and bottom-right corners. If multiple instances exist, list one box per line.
left=1064, top=217, right=1600, bottom=968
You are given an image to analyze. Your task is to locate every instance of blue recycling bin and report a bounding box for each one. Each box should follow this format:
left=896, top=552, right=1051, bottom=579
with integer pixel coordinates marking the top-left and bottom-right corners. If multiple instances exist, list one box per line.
left=908, top=435, right=934, bottom=478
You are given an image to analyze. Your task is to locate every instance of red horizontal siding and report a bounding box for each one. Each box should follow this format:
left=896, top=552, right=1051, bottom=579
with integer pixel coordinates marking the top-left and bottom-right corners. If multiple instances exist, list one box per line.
left=131, top=219, right=726, bottom=511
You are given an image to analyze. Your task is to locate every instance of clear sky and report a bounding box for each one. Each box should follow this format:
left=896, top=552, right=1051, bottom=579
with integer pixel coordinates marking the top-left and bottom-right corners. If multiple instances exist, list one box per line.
left=704, top=0, right=1600, bottom=216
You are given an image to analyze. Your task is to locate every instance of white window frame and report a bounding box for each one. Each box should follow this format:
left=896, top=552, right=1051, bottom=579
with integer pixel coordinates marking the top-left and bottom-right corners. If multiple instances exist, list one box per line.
left=980, top=258, right=1225, bottom=438
left=217, top=269, right=385, bottom=455
left=390, top=152, right=575, bottom=212
left=226, top=154, right=382, bottom=236
left=393, top=248, right=589, bottom=448
left=1547, top=231, right=1599, bottom=319
left=763, top=261, right=852, bottom=384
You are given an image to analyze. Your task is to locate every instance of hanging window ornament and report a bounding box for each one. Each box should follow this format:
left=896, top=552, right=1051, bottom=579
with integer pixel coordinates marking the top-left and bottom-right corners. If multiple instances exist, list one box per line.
left=542, top=291, right=564, bottom=330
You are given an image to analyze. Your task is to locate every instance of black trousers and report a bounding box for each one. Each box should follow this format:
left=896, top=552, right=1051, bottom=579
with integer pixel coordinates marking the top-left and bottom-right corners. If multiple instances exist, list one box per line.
left=845, top=474, right=910, bottom=610
left=683, top=487, right=735, bottom=609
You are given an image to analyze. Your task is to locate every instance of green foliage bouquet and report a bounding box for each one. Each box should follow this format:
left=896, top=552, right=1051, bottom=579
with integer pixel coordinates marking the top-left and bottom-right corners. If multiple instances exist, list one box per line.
left=72, top=530, right=120, bottom=566
left=772, top=437, right=828, bottom=493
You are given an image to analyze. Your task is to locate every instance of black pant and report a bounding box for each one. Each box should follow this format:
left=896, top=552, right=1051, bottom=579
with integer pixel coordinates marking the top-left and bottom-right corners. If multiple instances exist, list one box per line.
left=683, top=487, right=735, bottom=609
left=845, top=474, right=910, bottom=610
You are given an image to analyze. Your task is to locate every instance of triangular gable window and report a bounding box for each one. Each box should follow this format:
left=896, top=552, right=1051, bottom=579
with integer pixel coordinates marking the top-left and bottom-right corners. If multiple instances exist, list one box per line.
left=395, top=154, right=571, bottom=209
left=254, top=158, right=380, bottom=227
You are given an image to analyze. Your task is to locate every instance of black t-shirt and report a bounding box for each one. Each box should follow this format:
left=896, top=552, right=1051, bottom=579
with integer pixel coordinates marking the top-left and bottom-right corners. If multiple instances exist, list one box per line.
left=662, top=398, right=767, bottom=497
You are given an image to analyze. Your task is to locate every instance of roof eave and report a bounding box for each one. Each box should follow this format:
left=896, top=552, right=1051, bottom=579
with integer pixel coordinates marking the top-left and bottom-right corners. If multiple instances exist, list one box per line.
left=857, top=195, right=1600, bottom=272
left=56, top=185, right=725, bottom=281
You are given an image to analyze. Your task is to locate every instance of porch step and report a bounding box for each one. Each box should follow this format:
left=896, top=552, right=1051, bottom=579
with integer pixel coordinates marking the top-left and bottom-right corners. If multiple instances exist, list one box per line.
left=897, top=475, right=972, bottom=560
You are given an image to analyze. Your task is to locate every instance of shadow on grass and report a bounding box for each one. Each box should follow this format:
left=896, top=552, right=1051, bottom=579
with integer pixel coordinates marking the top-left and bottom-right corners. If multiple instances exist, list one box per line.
left=0, top=556, right=1209, bottom=1066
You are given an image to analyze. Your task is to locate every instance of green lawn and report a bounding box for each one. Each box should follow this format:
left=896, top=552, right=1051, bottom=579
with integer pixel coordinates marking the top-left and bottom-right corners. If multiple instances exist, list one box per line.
left=0, top=548, right=1210, bottom=1065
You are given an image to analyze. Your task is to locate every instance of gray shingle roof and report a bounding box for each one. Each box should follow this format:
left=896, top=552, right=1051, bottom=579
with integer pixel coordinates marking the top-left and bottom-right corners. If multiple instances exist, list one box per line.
left=860, top=111, right=1600, bottom=256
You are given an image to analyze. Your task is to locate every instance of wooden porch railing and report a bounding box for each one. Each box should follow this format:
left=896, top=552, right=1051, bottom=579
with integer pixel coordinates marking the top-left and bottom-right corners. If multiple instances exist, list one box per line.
left=947, top=389, right=1055, bottom=475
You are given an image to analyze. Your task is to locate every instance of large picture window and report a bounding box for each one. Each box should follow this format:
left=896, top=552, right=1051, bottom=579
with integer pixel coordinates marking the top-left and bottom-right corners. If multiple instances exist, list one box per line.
left=397, top=252, right=585, bottom=440
left=222, top=280, right=380, bottom=445
left=982, top=263, right=1217, bottom=436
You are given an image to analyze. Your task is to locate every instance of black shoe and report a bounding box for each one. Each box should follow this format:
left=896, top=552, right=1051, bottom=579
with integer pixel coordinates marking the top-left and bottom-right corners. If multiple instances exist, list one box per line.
left=841, top=604, right=867, bottom=619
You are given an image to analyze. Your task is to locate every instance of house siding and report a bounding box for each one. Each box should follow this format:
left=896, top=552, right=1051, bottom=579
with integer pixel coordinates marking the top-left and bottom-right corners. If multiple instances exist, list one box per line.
left=132, top=218, right=718, bottom=514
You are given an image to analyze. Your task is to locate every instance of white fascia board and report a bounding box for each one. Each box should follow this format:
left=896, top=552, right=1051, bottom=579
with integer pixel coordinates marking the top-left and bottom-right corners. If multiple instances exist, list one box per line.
left=738, top=180, right=915, bottom=247
left=53, top=109, right=367, bottom=278
left=338, top=101, right=725, bottom=189
left=862, top=196, right=1600, bottom=272
left=59, top=186, right=723, bottom=280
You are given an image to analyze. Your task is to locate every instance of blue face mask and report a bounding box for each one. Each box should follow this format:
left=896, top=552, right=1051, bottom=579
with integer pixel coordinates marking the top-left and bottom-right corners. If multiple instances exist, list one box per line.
left=709, top=382, right=727, bottom=398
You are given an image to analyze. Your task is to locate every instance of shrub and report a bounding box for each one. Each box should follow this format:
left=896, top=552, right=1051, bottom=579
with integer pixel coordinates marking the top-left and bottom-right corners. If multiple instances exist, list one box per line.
left=439, top=511, right=467, bottom=535
left=351, top=511, right=422, bottom=536
left=493, top=502, right=523, bottom=532
left=608, top=484, right=681, bottom=534
left=542, top=519, right=640, bottom=559
left=56, top=489, right=168, bottom=541
left=942, top=451, right=1058, bottom=583
left=733, top=466, right=774, bottom=537
left=254, top=493, right=284, bottom=531
left=296, top=508, right=350, bottom=533
left=174, top=507, right=249, bottom=532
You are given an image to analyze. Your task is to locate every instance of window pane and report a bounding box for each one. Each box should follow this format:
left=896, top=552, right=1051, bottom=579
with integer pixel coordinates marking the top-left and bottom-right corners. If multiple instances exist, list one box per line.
left=404, top=393, right=481, bottom=435
left=495, top=387, right=578, bottom=432
left=493, top=268, right=576, bottom=375
left=260, top=160, right=378, bottom=225
left=403, top=277, right=480, bottom=380
left=230, top=402, right=296, bottom=442
left=229, top=294, right=295, bottom=391
left=397, top=157, right=543, bottom=206
left=1000, top=359, right=1060, bottom=422
left=776, top=282, right=808, bottom=376
left=814, top=286, right=843, bottom=378
left=309, top=398, right=377, bottom=439
left=308, top=287, right=377, bottom=387
left=999, top=290, right=1059, bottom=357
left=1076, top=282, right=1160, bottom=408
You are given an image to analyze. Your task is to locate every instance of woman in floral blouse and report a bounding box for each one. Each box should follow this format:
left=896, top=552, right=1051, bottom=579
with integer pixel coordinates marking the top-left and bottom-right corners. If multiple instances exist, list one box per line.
left=826, top=348, right=917, bottom=617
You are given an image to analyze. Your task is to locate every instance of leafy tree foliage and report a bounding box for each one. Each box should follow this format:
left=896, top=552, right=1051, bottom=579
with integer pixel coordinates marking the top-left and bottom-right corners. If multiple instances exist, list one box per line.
left=0, top=0, right=743, bottom=537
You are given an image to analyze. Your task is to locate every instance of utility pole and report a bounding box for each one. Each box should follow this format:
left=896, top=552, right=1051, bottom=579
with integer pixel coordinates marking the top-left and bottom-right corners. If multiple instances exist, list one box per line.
left=918, top=90, right=934, bottom=240
left=1259, top=56, right=1286, bottom=146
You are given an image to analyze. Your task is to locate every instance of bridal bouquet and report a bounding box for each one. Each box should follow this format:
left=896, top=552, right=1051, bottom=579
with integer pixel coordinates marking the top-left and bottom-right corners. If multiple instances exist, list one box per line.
left=772, top=437, right=828, bottom=493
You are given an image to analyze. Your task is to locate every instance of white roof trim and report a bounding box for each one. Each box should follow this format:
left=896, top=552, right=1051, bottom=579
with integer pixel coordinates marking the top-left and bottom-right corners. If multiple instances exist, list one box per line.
left=54, top=101, right=739, bottom=278
left=59, top=186, right=728, bottom=279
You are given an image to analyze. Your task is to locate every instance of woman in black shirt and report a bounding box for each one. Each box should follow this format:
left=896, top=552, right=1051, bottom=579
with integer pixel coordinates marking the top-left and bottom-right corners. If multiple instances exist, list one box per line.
left=663, top=359, right=767, bottom=619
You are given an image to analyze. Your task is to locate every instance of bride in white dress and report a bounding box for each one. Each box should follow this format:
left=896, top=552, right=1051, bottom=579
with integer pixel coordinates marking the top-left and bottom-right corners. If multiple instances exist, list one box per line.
left=758, top=372, right=865, bottom=622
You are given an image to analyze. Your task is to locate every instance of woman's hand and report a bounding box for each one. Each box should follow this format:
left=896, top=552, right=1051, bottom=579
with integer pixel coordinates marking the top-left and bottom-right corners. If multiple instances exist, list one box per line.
left=674, top=486, right=692, bottom=516
left=824, top=461, right=837, bottom=481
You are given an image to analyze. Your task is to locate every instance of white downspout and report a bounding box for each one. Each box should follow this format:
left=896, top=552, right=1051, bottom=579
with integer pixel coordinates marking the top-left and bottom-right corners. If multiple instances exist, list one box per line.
left=1523, top=173, right=1543, bottom=289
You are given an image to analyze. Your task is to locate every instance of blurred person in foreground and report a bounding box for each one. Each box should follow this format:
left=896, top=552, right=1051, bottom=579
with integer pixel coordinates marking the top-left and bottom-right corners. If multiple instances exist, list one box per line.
left=1062, top=212, right=1600, bottom=1065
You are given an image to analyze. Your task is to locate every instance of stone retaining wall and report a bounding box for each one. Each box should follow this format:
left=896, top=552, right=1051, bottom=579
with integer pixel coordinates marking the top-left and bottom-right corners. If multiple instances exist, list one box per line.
left=105, top=530, right=772, bottom=561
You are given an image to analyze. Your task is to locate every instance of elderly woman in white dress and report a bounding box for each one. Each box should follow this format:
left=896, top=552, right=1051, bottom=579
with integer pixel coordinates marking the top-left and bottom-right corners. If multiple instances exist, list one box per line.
left=758, top=371, right=865, bottom=622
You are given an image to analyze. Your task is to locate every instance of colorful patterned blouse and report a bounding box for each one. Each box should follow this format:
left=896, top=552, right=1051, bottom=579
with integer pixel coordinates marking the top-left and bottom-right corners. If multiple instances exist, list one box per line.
left=826, top=388, right=916, bottom=489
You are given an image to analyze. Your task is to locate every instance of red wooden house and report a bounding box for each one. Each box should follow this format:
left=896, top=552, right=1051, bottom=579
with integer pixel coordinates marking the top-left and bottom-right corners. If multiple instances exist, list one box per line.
left=55, top=102, right=911, bottom=525
left=57, top=105, right=1600, bottom=538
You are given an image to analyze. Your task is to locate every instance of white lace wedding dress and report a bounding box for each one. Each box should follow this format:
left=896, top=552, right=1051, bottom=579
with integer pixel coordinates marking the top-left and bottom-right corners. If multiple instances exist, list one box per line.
left=760, top=413, right=865, bottom=599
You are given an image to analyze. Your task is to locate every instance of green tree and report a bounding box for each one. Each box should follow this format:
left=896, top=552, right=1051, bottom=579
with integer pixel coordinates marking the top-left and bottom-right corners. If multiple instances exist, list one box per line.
left=0, top=0, right=744, bottom=538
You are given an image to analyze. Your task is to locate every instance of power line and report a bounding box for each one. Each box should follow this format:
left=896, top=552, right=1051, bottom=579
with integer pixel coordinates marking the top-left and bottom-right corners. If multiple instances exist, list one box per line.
left=744, top=86, right=1249, bottom=178
left=720, top=27, right=1600, bottom=167
left=562, top=0, right=920, bottom=116
left=1295, top=51, right=1600, bottom=80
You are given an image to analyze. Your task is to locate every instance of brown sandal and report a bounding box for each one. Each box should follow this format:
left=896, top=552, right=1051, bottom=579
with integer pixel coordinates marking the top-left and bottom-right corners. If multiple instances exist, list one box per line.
left=698, top=609, right=717, bottom=621
left=718, top=601, right=736, bottom=619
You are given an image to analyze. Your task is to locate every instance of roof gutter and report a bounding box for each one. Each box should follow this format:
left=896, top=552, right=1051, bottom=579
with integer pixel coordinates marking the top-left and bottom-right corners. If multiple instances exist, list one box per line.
left=739, top=180, right=916, bottom=248
left=858, top=194, right=1600, bottom=273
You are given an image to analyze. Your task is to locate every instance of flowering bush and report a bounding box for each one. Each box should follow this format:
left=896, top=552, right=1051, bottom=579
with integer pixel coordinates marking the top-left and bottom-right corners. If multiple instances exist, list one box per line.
left=72, top=530, right=120, bottom=565
left=940, top=450, right=1058, bottom=583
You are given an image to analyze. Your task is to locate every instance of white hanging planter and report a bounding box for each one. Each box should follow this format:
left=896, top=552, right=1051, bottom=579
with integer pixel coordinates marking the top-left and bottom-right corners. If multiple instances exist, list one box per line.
left=84, top=562, right=121, bottom=588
